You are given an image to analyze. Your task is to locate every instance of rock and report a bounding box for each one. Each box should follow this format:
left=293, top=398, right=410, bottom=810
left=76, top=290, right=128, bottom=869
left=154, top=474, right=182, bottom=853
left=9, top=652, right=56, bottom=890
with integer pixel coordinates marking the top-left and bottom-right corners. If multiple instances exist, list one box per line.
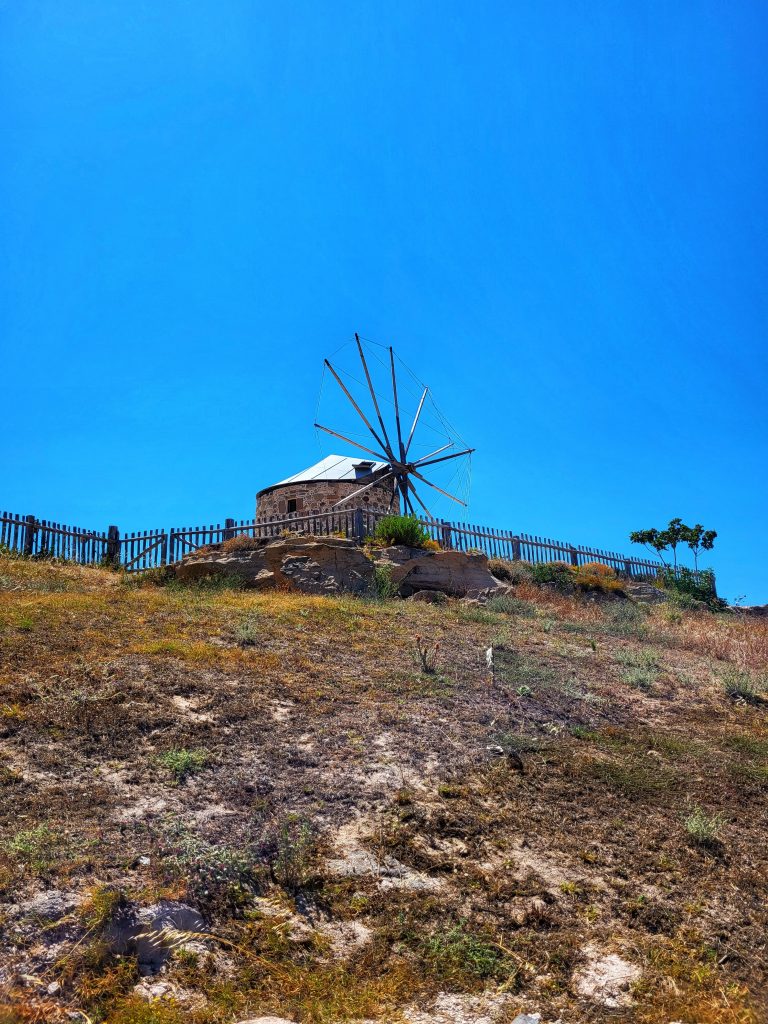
left=733, top=603, right=768, bottom=617
left=624, top=580, right=668, bottom=604
left=46, top=981, right=62, bottom=996
left=511, top=1015, right=542, bottom=1024
left=317, top=919, right=372, bottom=956
left=177, top=536, right=374, bottom=595
left=133, top=980, right=172, bottom=1001
left=409, top=589, right=448, bottom=604
left=235, top=1019, right=298, bottom=1024
left=105, top=900, right=205, bottom=973
left=374, top=544, right=428, bottom=566
left=18, top=890, right=82, bottom=922
left=387, top=549, right=502, bottom=599
left=403, top=991, right=512, bottom=1023
left=572, top=944, right=640, bottom=1008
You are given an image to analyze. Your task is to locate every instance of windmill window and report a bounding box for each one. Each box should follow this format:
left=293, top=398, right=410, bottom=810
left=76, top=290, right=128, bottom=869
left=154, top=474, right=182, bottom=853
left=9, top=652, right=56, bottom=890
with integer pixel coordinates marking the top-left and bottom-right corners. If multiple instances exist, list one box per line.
left=287, top=499, right=297, bottom=514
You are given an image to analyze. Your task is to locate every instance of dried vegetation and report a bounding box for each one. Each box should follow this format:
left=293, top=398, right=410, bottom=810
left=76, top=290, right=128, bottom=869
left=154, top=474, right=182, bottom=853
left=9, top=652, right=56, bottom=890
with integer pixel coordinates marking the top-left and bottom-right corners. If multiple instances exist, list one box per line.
left=0, top=553, right=766, bottom=1023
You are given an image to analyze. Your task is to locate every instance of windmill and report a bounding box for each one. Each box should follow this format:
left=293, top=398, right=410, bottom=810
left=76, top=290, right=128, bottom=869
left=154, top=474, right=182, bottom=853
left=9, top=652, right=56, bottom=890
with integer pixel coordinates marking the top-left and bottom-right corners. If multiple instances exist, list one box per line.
left=314, top=334, right=474, bottom=518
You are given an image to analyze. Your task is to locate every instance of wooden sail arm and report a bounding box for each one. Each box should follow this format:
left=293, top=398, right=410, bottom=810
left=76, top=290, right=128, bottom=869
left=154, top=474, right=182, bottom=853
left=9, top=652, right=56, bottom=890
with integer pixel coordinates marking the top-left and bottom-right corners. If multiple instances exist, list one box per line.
left=404, top=387, right=428, bottom=456
left=313, top=423, right=390, bottom=463
left=355, top=334, right=395, bottom=457
left=414, top=447, right=474, bottom=470
left=324, top=359, right=392, bottom=459
left=411, top=468, right=467, bottom=506
left=332, top=470, right=395, bottom=509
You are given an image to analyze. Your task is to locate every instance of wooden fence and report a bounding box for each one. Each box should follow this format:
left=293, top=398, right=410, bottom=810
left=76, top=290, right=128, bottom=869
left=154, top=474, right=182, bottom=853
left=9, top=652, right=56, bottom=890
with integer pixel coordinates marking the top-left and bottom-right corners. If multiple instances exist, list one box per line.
left=1, top=506, right=710, bottom=589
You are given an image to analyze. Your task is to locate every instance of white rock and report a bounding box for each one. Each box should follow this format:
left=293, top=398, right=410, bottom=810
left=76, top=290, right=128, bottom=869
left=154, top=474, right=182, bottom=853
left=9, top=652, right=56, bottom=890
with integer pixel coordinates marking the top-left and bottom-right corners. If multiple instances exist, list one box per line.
left=235, top=1018, right=298, bottom=1024
left=573, top=944, right=640, bottom=1008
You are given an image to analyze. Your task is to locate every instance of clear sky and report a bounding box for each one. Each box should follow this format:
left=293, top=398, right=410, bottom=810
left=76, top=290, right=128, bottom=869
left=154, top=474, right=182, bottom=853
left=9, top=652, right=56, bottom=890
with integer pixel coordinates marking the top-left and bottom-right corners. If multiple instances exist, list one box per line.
left=1, top=2, right=766, bottom=602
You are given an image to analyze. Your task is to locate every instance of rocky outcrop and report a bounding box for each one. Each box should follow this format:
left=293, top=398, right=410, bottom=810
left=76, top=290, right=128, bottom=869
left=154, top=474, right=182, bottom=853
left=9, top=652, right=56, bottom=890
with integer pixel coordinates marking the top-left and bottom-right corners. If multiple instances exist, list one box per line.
left=381, top=548, right=502, bottom=599
left=177, top=537, right=375, bottom=595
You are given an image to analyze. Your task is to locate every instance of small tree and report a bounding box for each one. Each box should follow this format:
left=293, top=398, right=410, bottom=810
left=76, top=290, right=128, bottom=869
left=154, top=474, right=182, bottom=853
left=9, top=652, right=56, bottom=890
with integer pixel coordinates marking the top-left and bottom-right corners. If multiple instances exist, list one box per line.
left=630, top=519, right=717, bottom=574
left=682, top=523, right=717, bottom=572
left=663, top=517, right=687, bottom=571
left=629, top=527, right=670, bottom=567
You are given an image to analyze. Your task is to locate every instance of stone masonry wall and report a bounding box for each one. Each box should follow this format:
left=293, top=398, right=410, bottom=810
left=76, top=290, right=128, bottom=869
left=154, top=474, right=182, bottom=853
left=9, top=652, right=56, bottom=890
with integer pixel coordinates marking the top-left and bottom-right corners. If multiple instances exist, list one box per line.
left=256, top=478, right=398, bottom=519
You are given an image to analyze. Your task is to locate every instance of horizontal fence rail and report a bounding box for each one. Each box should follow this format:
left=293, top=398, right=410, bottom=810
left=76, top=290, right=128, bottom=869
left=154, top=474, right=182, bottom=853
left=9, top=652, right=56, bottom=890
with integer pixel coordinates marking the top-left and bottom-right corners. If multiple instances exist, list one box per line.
left=0, top=506, right=714, bottom=591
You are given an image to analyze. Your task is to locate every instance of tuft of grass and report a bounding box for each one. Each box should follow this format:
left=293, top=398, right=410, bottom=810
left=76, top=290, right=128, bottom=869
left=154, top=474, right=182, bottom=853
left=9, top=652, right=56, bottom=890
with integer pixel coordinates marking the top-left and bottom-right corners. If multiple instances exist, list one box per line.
left=157, top=747, right=209, bottom=783
left=684, top=807, right=725, bottom=846
left=485, top=594, right=536, bottom=617
left=371, top=564, right=400, bottom=600
left=80, top=885, right=125, bottom=930
left=585, top=755, right=678, bottom=799
left=722, top=666, right=764, bottom=703
left=166, top=572, right=247, bottom=592
left=258, top=813, right=316, bottom=891
left=233, top=613, right=261, bottom=646
left=622, top=667, right=657, bottom=691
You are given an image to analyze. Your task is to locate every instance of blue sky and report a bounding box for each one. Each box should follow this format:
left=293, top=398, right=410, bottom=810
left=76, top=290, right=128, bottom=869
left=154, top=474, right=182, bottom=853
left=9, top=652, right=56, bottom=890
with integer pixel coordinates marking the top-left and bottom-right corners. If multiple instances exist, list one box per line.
left=1, top=2, right=766, bottom=602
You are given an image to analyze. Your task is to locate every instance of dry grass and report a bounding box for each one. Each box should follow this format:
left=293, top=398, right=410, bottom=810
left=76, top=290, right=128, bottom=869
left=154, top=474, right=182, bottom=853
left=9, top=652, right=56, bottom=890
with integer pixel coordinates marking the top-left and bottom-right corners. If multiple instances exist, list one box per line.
left=0, top=554, right=766, bottom=1023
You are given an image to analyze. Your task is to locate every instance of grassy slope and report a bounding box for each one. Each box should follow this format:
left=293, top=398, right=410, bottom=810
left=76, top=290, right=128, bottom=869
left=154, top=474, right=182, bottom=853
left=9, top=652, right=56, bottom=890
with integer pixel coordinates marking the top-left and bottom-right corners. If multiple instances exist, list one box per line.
left=0, top=555, right=767, bottom=1024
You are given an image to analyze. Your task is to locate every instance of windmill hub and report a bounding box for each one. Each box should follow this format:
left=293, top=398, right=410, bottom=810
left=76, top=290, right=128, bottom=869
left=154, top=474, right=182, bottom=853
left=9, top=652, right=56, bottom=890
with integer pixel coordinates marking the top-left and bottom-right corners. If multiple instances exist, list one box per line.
left=314, top=335, right=474, bottom=519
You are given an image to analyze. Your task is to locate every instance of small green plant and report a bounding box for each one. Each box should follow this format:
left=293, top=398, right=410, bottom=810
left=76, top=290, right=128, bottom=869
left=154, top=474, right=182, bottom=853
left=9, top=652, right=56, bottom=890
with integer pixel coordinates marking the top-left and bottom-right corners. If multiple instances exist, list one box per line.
left=622, top=667, right=656, bottom=691
left=6, top=825, right=60, bottom=873
left=373, top=514, right=431, bottom=548
left=258, top=813, right=316, bottom=890
left=371, top=563, right=399, bottom=599
left=684, top=806, right=725, bottom=845
left=421, top=923, right=513, bottom=982
left=158, top=748, right=208, bottom=783
left=233, top=613, right=260, bottom=646
left=151, top=820, right=256, bottom=909
left=415, top=635, right=440, bottom=674
left=485, top=594, right=536, bottom=616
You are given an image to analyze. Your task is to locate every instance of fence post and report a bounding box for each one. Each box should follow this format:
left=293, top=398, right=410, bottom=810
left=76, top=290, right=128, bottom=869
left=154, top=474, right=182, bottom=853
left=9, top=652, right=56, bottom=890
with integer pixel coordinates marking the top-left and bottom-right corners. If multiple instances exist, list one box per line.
left=23, top=515, right=36, bottom=556
left=107, top=525, right=120, bottom=567
left=511, top=535, right=521, bottom=561
left=353, top=508, right=365, bottom=545
left=569, top=545, right=579, bottom=568
left=624, top=558, right=632, bottom=578
left=441, top=520, right=453, bottom=550
left=224, top=517, right=235, bottom=542
left=160, top=532, right=169, bottom=566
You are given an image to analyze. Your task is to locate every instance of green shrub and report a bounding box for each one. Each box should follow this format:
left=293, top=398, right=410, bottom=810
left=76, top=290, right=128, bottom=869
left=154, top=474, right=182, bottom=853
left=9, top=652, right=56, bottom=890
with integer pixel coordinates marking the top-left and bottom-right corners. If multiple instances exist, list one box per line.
left=530, top=561, right=576, bottom=588
left=660, top=567, right=725, bottom=610
left=373, top=515, right=431, bottom=548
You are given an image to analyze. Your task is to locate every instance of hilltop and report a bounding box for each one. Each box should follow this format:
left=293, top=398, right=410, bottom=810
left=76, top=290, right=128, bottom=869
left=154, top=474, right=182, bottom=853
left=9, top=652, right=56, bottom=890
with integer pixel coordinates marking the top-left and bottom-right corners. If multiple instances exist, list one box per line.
left=0, top=554, right=766, bottom=1024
